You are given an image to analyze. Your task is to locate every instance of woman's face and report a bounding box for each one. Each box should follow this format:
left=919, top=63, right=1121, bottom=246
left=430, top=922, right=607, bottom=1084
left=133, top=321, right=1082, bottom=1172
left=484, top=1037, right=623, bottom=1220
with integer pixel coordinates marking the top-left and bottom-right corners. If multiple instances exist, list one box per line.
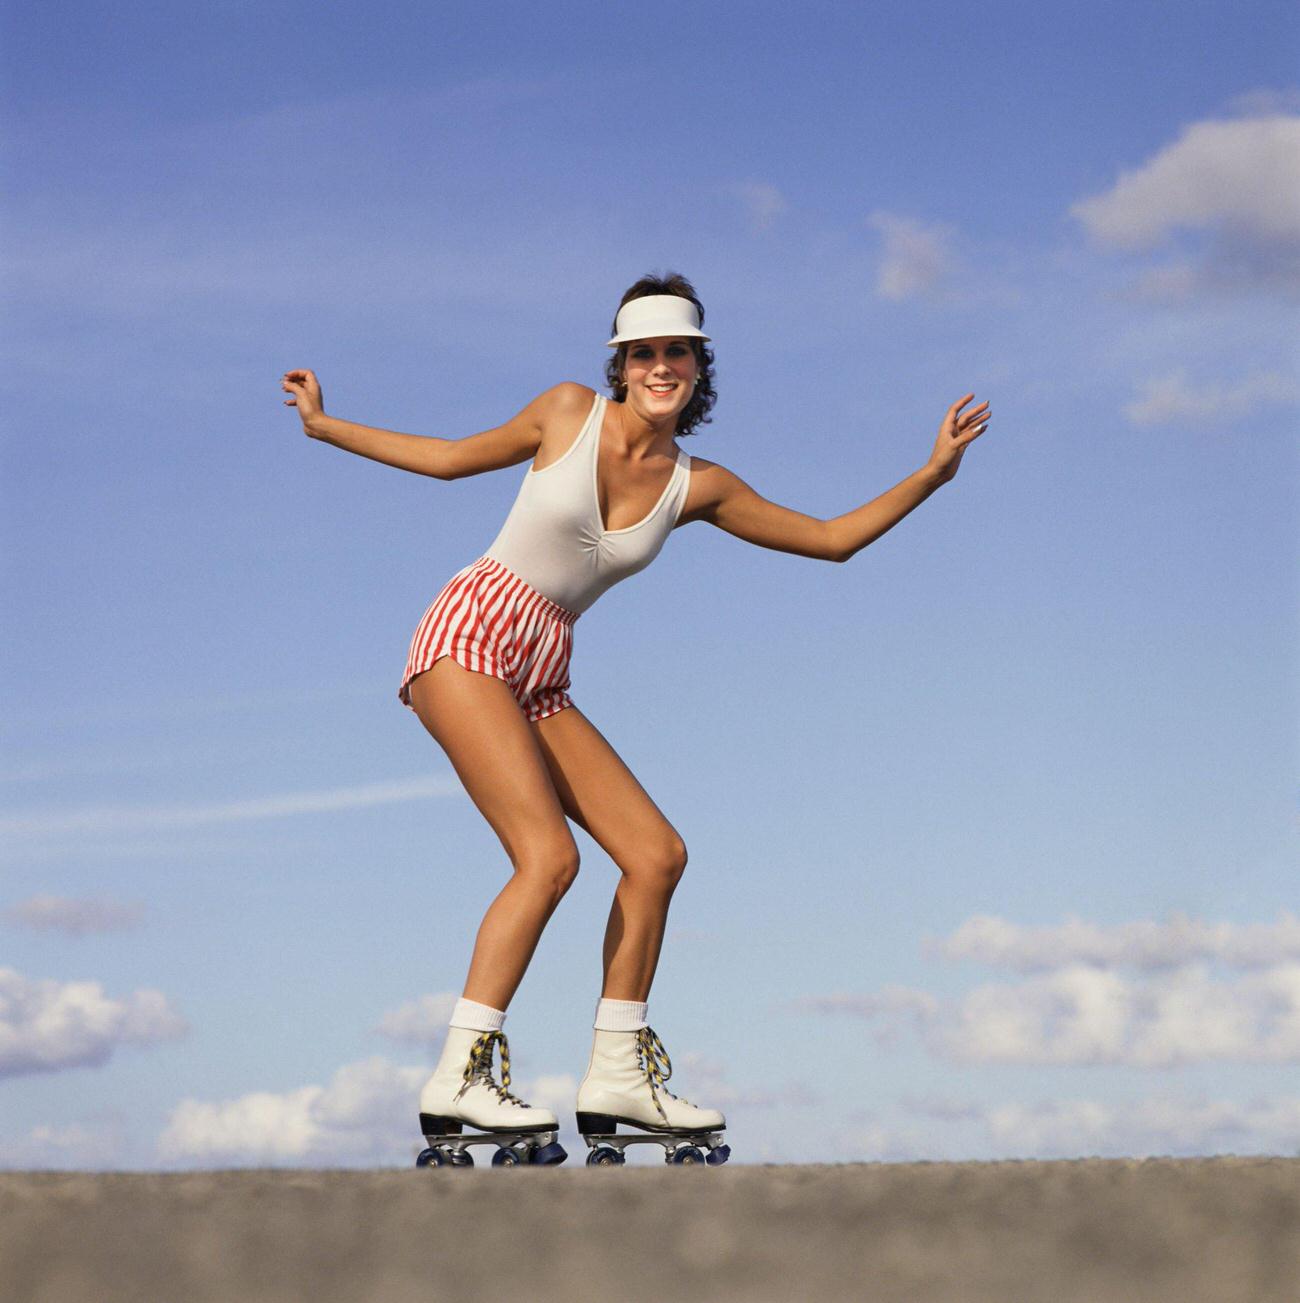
left=621, top=336, right=698, bottom=422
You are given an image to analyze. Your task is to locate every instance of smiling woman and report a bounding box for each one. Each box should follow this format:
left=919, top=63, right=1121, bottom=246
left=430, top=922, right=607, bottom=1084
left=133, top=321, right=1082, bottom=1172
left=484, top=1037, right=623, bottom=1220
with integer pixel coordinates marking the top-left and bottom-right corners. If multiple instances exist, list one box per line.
left=279, top=268, right=991, bottom=1169
left=603, top=272, right=718, bottom=438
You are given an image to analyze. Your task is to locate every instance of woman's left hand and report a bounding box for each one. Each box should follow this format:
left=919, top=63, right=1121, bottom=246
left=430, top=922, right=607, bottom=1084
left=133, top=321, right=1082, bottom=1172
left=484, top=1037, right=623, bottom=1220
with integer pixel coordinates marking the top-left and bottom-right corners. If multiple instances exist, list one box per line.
left=927, top=393, right=990, bottom=485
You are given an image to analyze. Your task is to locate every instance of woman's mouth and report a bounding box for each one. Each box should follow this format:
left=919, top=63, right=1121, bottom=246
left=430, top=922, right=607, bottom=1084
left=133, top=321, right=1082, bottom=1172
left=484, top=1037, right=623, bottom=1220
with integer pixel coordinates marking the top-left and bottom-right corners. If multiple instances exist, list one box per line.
left=647, top=383, right=677, bottom=395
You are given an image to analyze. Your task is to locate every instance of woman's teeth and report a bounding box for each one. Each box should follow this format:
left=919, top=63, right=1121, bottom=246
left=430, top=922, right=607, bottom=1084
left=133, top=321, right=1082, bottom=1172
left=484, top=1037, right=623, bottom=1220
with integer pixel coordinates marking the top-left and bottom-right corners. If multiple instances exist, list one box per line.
left=648, top=384, right=676, bottom=393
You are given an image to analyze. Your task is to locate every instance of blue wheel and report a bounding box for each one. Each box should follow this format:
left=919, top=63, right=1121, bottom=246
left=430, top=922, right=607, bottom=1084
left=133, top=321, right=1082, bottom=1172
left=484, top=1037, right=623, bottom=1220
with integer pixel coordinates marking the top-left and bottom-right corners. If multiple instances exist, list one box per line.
left=586, top=1146, right=623, bottom=1167
left=415, top=1148, right=445, bottom=1168
left=530, top=1141, right=568, bottom=1166
left=669, top=1146, right=705, bottom=1165
left=491, top=1146, right=523, bottom=1167
left=705, top=1145, right=731, bottom=1166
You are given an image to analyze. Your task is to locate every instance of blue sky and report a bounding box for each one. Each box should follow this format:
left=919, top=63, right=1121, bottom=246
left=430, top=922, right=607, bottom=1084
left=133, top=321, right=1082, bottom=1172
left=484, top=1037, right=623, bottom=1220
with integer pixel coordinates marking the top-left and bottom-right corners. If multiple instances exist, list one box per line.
left=3, top=0, right=1298, bottom=1167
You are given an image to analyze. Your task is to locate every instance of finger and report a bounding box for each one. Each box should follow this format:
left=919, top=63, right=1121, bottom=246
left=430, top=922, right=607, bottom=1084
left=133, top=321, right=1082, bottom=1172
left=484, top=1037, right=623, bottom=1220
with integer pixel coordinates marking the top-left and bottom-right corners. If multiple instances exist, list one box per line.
left=949, top=393, right=976, bottom=414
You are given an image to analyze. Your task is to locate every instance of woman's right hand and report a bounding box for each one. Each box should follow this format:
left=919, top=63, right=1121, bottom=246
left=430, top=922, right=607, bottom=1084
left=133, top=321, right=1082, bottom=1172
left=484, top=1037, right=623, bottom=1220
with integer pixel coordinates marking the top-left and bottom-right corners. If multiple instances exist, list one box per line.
left=281, top=368, right=325, bottom=432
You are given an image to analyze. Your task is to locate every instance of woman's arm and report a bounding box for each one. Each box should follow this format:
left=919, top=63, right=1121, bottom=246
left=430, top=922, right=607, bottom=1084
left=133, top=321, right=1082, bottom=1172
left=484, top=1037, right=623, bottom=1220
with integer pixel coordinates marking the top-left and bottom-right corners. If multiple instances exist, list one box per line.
left=690, top=393, right=990, bottom=562
left=280, top=370, right=583, bottom=480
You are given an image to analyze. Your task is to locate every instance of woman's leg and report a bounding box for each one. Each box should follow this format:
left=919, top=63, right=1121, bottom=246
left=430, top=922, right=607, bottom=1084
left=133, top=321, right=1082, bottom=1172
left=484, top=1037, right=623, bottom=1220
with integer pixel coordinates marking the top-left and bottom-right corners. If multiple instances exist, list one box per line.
left=528, top=705, right=688, bottom=1002
left=408, top=657, right=580, bottom=1011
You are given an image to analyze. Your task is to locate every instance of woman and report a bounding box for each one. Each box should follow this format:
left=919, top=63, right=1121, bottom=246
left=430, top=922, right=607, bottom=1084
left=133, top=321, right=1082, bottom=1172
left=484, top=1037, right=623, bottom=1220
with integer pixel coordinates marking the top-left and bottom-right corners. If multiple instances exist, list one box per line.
left=281, top=272, right=990, bottom=1166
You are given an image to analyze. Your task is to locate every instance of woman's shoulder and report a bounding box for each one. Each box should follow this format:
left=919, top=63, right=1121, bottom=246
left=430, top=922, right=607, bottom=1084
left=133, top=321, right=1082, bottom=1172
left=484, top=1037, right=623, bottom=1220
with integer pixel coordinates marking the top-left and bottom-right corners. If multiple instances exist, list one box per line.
left=525, top=383, right=601, bottom=470
left=674, top=454, right=740, bottom=527
left=542, top=381, right=600, bottom=415
left=682, top=452, right=727, bottom=477
left=535, top=381, right=599, bottom=435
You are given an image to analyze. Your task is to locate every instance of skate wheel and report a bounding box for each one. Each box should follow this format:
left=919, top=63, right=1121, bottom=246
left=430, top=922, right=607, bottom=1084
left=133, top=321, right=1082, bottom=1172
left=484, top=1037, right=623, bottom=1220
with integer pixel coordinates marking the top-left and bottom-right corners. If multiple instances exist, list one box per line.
left=448, top=1150, right=474, bottom=1168
left=705, top=1144, right=731, bottom=1166
left=530, top=1141, right=568, bottom=1166
left=668, top=1146, right=705, bottom=1166
left=491, top=1146, right=523, bottom=1167
left=415, top=1148, right=445, bottom=1168
left=586, top=1146, right=624, bottom=1167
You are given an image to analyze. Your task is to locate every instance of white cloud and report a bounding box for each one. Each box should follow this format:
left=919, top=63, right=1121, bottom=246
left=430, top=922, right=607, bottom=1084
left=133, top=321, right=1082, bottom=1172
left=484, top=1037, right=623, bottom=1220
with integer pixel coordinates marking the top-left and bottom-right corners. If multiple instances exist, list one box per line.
left=0, top=774, right=464, bottom=841
left=1225, top=88, right=1300, bottom=118
left=4, top=895, right=145, bottom=936
left=1070, top=112, right=1300, bottom=298
left=848, top=1091, right=1300, bottom=1160
left=802, top=962, right=1300, bottom=1067
left=0, top=968, right=187, bottom=1078
left=675, top=1050, right=821, bottom=1111
left=513, top=1073, right=579, bottom=1120
left=931, top=911, right=1300, bottom=971
left=1071, top=114, right=1300, bottom=250
left=905, top=1094, right=1300, bottom=1159
left=804, top=915, right=1300, bottom=1069
left=791, top=988, right=938, bottom=1049
left=0, top=1118, right=126, bottom=1169
left=1124, top=259, right=1203, bottom=304
left=157, top=1056, right=577, bottom=1166
left=731, top=181, right=788, bottom=231
left=161, top=1084, right=333, bottom=1163
left=1122, top=367, right=1300, bottom=426
left=940, top=965, right=1131, bottom=1064
left=374, top=992, right=459, bottom=1046
left=866, top=211, right=957, bottom=301
left=159, top=1057, right=426, bottom=1164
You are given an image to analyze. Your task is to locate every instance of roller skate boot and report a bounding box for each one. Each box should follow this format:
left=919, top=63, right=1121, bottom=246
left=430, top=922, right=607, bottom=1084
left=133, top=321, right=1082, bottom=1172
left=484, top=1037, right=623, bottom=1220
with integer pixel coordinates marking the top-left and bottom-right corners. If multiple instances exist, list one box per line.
left=416, top=1027, right=567, bottom=1168
left=576, top=1026, right=730, bottom=1167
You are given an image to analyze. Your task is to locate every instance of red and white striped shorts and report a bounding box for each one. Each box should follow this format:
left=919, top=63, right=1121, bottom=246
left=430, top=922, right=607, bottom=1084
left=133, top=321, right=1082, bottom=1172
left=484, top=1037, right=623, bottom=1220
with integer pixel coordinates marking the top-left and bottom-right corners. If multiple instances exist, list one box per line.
left=398, top=555, right=580, bottom=723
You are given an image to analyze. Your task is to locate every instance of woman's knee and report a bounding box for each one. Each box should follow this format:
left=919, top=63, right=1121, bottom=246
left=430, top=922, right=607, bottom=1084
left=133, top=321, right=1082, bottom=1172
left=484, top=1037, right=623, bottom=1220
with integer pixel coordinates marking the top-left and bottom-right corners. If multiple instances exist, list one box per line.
left=622, top=836, right=688, bottom=894
left=512, top=833, right=582, bottom=902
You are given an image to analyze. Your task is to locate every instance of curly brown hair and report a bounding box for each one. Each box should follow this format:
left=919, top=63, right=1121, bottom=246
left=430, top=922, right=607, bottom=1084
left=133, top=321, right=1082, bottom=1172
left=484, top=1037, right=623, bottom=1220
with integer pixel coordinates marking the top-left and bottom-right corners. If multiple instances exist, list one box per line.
left=604, top=271, right=717, bottom=438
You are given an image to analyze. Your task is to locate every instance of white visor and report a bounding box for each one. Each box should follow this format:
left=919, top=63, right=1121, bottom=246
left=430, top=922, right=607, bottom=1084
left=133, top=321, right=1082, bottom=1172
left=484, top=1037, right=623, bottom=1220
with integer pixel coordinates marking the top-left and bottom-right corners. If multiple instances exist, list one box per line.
left=606, top=294, right=710, bottom=347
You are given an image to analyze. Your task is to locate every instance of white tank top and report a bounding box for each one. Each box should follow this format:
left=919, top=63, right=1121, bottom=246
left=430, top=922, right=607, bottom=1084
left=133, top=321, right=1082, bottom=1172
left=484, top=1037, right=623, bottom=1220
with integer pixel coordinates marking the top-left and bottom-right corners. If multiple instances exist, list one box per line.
left=483, top=391, right=691, bottom=616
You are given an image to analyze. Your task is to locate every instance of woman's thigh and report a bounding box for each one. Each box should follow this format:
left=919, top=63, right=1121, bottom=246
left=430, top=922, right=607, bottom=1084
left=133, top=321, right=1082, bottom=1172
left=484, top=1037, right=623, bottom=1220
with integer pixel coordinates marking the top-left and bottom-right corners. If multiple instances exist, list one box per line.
left=407, top=658, right=575, bottom=866
left=529, top=705, right=684, bottom=868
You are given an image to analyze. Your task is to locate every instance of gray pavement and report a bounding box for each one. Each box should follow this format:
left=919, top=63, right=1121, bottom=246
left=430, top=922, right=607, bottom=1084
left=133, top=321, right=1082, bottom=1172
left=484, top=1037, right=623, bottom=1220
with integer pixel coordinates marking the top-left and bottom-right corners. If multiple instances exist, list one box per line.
left=3, top=1157, right=1297, bottom=1302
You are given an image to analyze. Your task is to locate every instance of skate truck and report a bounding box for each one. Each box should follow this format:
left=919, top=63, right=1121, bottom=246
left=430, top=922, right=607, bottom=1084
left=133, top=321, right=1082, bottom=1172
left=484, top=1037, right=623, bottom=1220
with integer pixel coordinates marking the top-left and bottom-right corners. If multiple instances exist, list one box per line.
left=415, top=1112, right=567, bottom=1168
left=576, top=1111, right=731, bottom=1166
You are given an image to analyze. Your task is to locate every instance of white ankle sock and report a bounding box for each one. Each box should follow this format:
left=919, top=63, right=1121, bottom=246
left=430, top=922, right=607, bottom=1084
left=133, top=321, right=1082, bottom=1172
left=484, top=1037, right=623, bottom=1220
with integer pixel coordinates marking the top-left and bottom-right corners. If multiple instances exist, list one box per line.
left=594, top=998, right=648, bottom=1031
left=449, top=997, right=506, bottom=1032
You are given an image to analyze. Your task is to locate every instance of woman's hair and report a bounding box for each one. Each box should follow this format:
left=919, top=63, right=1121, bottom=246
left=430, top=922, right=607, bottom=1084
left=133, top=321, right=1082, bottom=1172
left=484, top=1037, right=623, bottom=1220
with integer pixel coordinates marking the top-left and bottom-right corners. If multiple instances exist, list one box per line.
left=604, top=271, right=717, bottom=438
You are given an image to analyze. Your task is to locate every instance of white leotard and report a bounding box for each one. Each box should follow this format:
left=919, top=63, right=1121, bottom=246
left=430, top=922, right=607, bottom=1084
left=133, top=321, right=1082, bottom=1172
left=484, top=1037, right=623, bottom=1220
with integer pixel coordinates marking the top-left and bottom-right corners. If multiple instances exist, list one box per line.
left=483, top=390, right=691, bottom=616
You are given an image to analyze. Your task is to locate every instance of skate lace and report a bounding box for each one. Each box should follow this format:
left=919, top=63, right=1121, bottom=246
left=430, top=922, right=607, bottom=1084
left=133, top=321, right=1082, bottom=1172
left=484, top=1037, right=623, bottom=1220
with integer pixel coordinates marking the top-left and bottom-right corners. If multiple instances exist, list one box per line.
left=635, top=1026, right=693, bottom=1124
left=455, top=1030, right=526, bottom=1107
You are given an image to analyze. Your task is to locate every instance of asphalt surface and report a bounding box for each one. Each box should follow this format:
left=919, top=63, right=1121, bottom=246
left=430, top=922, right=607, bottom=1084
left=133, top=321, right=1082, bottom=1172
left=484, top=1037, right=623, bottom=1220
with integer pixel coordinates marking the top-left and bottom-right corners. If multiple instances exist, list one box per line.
left=3, top=1157, right=1297, bottom=1302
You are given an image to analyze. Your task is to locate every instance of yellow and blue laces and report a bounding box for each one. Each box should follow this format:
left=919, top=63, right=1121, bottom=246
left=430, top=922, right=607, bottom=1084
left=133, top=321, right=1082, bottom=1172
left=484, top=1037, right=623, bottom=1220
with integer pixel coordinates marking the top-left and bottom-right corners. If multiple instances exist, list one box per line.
left=456, top=1029, right=526, bottom=1107
left=635, top=1026, right=694, bottom=1124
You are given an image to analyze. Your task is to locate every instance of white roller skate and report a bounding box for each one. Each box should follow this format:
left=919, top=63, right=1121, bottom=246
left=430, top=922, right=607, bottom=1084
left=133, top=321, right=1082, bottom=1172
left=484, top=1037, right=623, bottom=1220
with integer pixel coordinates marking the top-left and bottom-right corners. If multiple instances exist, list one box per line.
left=575, top=1026, right=730, bottom=1167
left=416, top=1027, right=567, bottom=1168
